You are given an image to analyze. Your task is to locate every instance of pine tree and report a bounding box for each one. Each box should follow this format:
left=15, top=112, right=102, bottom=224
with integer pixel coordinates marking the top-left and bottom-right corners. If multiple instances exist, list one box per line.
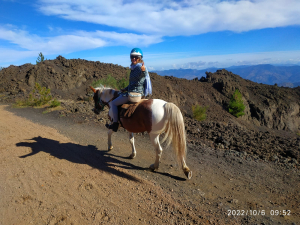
left=228, top=89, right=245, bottom=117
left=36, top=52, right=45, bottom=64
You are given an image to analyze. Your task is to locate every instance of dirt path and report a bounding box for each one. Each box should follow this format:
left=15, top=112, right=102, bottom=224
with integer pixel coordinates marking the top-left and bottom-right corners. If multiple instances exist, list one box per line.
left=0, top=105, right=209, bottom=225
left=0, top=105, right=299, bottom=225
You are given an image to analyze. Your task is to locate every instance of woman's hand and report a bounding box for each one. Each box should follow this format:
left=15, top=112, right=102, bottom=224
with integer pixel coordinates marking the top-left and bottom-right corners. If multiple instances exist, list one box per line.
left=141, top=62, right=146, bottom=71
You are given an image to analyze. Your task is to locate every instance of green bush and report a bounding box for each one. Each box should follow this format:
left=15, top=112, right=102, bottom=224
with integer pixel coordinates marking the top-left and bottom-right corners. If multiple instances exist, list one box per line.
left=91, top=74, right=118, bottom=89
left=16, top=83, right=53, bottom=107
left=117, top=70, right=130, bottom=89
left=228, top=89, right=245, bottom=117
left=91, top=70, right=130, bottom=90
left=192, top=104, right=208, bottom=121
left=29, top=83, right=52, bottom=106
left=49, top=98, right=61, bottom=108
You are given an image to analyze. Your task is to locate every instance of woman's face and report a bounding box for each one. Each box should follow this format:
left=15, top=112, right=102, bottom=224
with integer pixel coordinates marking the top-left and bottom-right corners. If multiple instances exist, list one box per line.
left=130, top=56, right=140, bottom=65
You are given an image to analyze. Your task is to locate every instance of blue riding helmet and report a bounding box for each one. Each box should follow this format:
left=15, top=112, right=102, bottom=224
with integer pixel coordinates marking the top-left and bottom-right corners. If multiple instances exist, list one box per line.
left=130, top=48, right=143, bottom=58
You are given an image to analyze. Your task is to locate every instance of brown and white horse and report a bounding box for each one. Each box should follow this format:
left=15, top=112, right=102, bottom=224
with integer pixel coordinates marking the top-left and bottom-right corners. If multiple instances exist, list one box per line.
left=90, top=86, right=192, bottom=179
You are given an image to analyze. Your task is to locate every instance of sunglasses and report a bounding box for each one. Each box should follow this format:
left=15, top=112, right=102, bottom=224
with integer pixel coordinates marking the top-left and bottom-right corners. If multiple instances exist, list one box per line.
left=130, top=55, right=140, bottom=59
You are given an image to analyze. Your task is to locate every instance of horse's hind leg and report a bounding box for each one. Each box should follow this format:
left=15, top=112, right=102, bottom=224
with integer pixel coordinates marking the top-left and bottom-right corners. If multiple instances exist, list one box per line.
left=149, top=133, right=163, bottom=170
left=107, top=129, right=114, bottom=151
left=182, top=158, right=192, bottom=179
left=129, top=132, right=136, bottom=159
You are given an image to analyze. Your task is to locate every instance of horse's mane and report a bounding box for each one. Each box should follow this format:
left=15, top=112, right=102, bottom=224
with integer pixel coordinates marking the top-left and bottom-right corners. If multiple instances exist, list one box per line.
left=95, top=86, right=119, bottom=100
left=95, top=85, right=116, bottom=91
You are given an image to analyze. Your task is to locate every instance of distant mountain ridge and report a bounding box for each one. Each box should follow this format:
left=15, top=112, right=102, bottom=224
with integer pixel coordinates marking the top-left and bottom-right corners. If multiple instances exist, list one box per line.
left=152, top=64, right=300, bottom=87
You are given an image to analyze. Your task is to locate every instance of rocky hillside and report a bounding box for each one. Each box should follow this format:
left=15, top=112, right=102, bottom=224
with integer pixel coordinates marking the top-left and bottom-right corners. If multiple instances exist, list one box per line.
left=1, top=56, right=299, bottom=165
left=1, top=56, right=300, bottom=132
left=203, top=69, right=300, bottom=132
left=0, top=56, right=128, bottom=100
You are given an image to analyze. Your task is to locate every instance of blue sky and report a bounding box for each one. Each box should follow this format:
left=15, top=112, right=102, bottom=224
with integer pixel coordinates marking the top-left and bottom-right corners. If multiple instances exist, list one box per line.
left=1, top=0, right=300, bottom=71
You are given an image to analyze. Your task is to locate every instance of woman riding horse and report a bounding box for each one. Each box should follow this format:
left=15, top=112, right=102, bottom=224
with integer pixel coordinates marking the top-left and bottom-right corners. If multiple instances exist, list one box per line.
left=90, top=86, right=192, bottom=179
left=107, top=48, right=148, bottom=132
left=90, top=48, right=192, bottom=179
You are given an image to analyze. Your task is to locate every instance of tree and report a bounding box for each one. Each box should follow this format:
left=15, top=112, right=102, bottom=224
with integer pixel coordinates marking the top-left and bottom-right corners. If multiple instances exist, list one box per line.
left=36, top=52, right=45, bottom=64
left=228, top=89, right=245, bottom=118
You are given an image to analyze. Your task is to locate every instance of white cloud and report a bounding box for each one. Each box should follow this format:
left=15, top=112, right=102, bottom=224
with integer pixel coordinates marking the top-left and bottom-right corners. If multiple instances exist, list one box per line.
left=0, top=25, right=162, bottom=63
left=0, top=48, right=38, bottom=64
left=80, top=31, right=162, bottom=47
left=183, top=61, right=207, bottom=69
left=81, top=50, right=300, bottom=71
left=38, top=0, right=300, bottom=36
left=146, top=50, right=300, bottom=70
left=91, top=50, right=299, bottom=71
left=0, top=26, right=107, bottom=54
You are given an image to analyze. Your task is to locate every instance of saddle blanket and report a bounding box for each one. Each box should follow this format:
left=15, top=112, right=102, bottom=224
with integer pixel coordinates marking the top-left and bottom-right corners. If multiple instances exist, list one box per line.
left=120, top=99, right=148, bottom=118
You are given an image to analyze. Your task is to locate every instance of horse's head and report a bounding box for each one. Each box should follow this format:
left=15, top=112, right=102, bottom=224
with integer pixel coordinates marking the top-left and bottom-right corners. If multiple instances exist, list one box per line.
left=90, top=86, right=117, bottom=114
left=90, top=86, right=104, bottom=114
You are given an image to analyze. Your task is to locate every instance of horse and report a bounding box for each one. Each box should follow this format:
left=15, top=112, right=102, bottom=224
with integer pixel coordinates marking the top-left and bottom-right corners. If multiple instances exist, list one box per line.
left=90, top=86, right=192, bottom=179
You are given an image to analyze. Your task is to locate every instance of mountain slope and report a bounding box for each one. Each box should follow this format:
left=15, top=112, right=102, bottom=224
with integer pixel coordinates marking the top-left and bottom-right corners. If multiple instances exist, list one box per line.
left=153, top=64, right=300, bottom=85
left=1, top=57, right=300, bottom=164
left=228, top=64, right=300, bottom=85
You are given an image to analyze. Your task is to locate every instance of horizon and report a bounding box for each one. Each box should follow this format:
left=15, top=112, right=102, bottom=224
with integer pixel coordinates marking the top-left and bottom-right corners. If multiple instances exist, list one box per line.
left=151, top=63, right=300, bottom=72
left=1, top=0, right=300, bottom=70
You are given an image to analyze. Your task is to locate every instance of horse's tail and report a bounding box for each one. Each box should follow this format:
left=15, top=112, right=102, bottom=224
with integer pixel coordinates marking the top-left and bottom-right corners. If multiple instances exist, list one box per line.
left=161, top=102, right=187, bottom=168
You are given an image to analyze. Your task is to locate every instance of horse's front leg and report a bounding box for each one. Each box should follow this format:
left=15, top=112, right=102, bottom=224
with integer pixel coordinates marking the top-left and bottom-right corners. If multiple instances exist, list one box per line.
left=107, top=108, right=114, bottom=151
left=107, top=129, right=114, bottom=151
left=128, top=132, right=136, bottom=159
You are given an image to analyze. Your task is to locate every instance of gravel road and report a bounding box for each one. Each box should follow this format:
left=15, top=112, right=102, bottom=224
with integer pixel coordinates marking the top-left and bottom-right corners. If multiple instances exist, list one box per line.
left=1, top=105, right=299, bottom=225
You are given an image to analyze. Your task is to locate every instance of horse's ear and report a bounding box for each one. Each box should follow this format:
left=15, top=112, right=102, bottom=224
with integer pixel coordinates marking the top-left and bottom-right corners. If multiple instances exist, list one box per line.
left=90, top=86, right=97, bottom=93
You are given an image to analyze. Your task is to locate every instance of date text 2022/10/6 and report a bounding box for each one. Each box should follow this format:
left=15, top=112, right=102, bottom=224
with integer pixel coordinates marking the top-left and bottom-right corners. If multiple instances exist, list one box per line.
left=227, top=209, right=291, bottom=217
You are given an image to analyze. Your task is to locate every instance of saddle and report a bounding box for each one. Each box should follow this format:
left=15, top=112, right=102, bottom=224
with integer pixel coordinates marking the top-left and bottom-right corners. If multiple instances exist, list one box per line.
left=119, top=99, right=147, bottom=118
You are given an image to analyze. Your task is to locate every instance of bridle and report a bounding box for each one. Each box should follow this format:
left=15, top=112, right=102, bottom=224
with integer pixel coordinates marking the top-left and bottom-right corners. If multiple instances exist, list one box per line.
left=97, top=92, right=105, bottom=111
left=96, top=89, right=117, bottom=111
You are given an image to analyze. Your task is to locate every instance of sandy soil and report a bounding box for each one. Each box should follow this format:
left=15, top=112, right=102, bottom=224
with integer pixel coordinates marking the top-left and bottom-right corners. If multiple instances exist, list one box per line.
left=0, top=105, right=299, bottom=225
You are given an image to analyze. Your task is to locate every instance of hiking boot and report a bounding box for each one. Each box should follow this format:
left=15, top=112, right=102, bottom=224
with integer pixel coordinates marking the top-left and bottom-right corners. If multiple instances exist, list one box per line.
left=106, top=122, right=119, bottom=132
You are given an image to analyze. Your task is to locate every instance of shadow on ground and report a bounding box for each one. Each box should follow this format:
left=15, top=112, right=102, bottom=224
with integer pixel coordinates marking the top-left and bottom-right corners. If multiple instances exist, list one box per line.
left=16, top=136, right=144, bottom=182
left=106, top=152, right=186, bottom=181
left=16, top=136, right=187, bottom=181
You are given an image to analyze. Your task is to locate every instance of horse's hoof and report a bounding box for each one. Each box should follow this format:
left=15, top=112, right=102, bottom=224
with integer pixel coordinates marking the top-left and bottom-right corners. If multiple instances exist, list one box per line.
left=129, top=153, right=136, bottom=159
left=149, top=164, right=157, bottom=171
left=108, top=146, right=113, bottom=151
left=184, top=170, right=192, bottom=179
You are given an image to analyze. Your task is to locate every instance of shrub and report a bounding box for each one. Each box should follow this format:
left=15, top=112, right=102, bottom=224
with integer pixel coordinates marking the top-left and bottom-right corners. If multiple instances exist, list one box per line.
left=91, top=70, right=130, bottom=90
left=228, top=89, right=245, bottom=117
left=117, top=69, right=130, bottom=89
left=192, top=104, right=208, bottom=121
left=29, top=83, right=52, bottom=106
left=49, top=98, right=61, bottom=108
left=16, top=83, right=53, bottom=107
left=91, top=74, right=118, bottom=89
left=15, top=99, right=30, bottom=107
